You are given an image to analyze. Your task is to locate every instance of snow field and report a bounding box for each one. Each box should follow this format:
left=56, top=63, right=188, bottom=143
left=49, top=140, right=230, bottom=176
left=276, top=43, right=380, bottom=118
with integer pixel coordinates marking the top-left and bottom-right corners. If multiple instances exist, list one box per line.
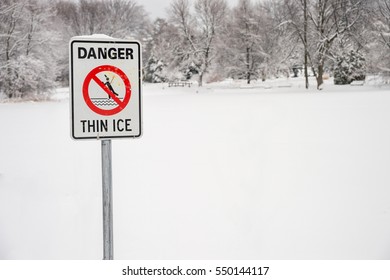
left=1, top=80, right=390, bottom=259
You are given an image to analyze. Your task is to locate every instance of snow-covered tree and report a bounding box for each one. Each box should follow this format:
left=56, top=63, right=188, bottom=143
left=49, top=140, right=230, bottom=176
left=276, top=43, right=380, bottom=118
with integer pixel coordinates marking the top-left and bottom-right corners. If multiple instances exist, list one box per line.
left=257, top=0, right=297, bottom=80
left=0, top=0, right=25, bottom=98
left=0, top=0, right=58, bottom=99
left=54, top=0, right=151, bottom=85
left=366, top=0, right=390, bottom=75
left=224, top=0, right=264, bottom=84
left=282, top=0, right=366, bottom=89
left=375, top=0, right=390, bottom=50
left=55, top=0, right=149, bottom=39
left=143, top=18, right=180, bottom=83
left=169, top=0, right=228, bottom=86
left=309, top=0, right=367, bottom=89
left=224, top=0, right=294, bottom=83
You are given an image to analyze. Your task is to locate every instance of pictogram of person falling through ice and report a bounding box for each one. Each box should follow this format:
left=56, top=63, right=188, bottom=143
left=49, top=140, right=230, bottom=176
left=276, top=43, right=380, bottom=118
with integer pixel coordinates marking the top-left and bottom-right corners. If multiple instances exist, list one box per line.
left=103, top=74, right=119, bottom=99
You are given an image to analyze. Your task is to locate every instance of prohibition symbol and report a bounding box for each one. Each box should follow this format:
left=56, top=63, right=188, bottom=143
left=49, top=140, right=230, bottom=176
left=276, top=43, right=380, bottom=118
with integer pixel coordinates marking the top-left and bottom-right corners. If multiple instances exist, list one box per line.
left=83, top=65, right=131, bottom=116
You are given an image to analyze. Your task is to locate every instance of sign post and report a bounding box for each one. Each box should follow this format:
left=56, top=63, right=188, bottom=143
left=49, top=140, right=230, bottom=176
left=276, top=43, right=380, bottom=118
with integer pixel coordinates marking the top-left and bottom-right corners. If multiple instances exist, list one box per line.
left=69, top=35, right=142, bottom=260
left=101, top=139, right=113, bottom=260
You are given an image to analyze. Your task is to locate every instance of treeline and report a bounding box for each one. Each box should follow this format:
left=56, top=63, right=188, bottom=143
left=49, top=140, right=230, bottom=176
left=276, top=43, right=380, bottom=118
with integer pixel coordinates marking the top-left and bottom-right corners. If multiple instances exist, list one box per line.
left=0, top=0, right=148, bottom=99
left=1, top=0, right=389, bottom=98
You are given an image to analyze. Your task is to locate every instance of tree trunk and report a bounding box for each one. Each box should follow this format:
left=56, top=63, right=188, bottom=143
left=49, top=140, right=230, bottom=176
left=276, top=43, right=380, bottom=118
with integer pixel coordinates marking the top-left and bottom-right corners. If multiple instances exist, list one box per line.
left=198, top=71, right=203, bottom=87
left=316, top=64, right=324, bottom=90
left=5, top=31, right=13, bottom=98
left=246, top=47, right=251, bottom=84
left=303, top=0, right=309, bottom=89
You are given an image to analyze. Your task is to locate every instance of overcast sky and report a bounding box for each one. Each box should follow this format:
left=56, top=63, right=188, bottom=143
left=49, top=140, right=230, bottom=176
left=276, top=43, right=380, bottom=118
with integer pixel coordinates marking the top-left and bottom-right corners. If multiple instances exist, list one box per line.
left=141, top=0, right=240, bottom=20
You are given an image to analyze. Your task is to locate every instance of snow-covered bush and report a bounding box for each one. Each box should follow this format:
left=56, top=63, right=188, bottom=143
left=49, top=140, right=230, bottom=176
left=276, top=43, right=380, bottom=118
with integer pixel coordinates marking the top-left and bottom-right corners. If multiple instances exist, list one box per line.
left=334, top=50, right=366, bottom=85
left=0, top=55, right=56, bottom=99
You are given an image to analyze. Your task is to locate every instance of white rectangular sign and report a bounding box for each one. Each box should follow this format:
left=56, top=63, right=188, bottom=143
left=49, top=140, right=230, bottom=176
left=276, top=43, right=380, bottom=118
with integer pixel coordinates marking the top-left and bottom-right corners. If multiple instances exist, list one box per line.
left=70, top=36, right=142, bottom=140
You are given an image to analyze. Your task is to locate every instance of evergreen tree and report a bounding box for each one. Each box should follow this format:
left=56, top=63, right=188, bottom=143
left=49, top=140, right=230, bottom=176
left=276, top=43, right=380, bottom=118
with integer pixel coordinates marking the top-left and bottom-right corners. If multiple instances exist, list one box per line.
left=334, top=50, right=366, bottom=85
left=144, top=56, right=167, bottom=83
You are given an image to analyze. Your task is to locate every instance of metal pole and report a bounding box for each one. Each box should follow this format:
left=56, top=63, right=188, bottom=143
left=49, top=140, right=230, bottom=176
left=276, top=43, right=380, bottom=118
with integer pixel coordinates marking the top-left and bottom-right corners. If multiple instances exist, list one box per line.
left=101, top=139, right=114, bottom=260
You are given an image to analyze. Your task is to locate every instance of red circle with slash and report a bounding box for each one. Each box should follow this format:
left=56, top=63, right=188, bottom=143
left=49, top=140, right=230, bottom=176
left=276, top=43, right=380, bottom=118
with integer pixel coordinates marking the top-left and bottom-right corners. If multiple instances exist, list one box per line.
left=83, top=65, right=131, bottom=116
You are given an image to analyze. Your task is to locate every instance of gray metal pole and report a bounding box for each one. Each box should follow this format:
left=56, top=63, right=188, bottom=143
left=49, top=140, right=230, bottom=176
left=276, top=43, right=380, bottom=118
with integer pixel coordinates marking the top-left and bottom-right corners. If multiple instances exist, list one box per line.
left=101, top=139, right=114, bottom=260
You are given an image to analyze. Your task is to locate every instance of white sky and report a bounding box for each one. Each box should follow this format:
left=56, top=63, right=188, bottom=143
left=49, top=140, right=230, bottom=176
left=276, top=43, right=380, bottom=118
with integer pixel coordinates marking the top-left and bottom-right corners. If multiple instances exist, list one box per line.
left=141, top=0, right=240, bottom=20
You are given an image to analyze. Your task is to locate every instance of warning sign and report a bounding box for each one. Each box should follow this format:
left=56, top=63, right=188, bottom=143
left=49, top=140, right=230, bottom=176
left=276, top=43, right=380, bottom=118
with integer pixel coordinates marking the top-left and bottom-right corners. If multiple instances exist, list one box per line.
left=70, top=36, right=142, bottom=139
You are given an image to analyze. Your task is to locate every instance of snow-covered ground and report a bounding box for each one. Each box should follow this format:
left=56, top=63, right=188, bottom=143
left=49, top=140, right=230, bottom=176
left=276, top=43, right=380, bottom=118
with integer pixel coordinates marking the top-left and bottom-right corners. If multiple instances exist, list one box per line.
left=1, top=77, right=390, bottom=259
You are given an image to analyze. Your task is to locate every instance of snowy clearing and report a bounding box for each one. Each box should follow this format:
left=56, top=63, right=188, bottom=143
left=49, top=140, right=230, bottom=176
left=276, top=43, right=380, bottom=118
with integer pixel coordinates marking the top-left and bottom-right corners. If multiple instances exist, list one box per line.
left=1, top=78, right=390, bottom=259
